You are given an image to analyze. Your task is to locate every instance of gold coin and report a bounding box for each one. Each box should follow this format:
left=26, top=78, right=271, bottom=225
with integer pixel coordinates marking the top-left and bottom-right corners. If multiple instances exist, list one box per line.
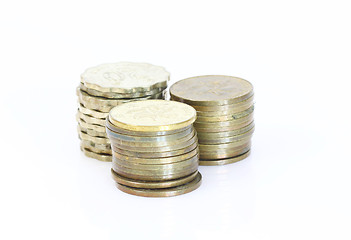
left=113, top=147, right=199, bottom=165
left=190, top=95, right=254, bottom=112
left=81, top=62, right=169, bottom=94
left=199, top=138, right=251, bottom=150
left=80, top=139, right=111, bottom=151
left=170, top=75, right=253, bottom=106
left=199, top=144, right=251, bottom=160
left=106, top=118, right=192, bottom=137
left=116, top=172, right=202, bottom=197
left=111, top=132, right=197, bottom=152
left=77, top=118, right=106, bottom=132
left=111, top=169, right=198, bottom=189
left=80, top=141, right=112, bottom=154
left=78, top=124, right=107, bottom=138
left=114, top=163, right=198, bottom=181
left=112, top=141, right=198, bottom=158
left=78, top=131, right=110, bottom=145
left=114, top=153, right=199, bottom=170
left=80, top=147, right=112, bottom=162
left=195, top=119, right=254, bottom=133
left=196, top=106, right=254, bottom=122
left=194, top=113, right=254, bottom=129
left=108, top=100, right=196, bottom=132
left=77, top=111, right=106, bottom=126
left=77, top=87, right=164, bottom=109
left=109, top=128, right=196, bottom=147
left=197, top=122, right=254, bottom=138
left=78, top=103, right=108, bottom=119
left=198, top=126, right=254, bottom=145
left=80, top=83, right=166, bottom=99
left=199, top=150, right=250, bottom=166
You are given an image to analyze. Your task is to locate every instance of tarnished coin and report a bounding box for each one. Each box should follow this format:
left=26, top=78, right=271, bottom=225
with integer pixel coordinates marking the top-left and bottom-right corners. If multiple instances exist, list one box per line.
left=197, top=122, right=254, bottom=139
left=106, top=125, right=193, bottom=144
left=195, top=120, right=254, bottom=133
left=111, top=169, right=199, bottom=189
left=109, top=128, right=196, bottom=148
left=80, top=83, right=166, bottom=99
left=80, top=141, right=112, bottom=154
left=106, top=119, right=192, bottom=137
left=112, top=132, right=197, bottom=152
left=77, top=118, right=106, bottom=132
left=112, top=141, right=198, bottom=158
left=81, top=62, right=169, bottom=93
left=109, top=100, right=197, bottom=132
left=190, top=95, right=254, bottom=112
left=194, top=112, right=254, bottom=128
left=114, top=153, right=199, bottom=170
left=113, top=147, right=199, bottom=165
left=78, top=103, right=108, bottom=119
left=199, top=138, right=251, bottom=150
left=80, top=147, right=112, bottom=162
left=78, top=124, right=107, bottom=138
left=77, top=111, right=106, bottom=126
left=200, top=144, right=251, bottom=160
left=78, top=131, right=110, bottom=145
left=116, top=172, right=202, bottom=197
left=196, top=106, right=254, bottom=122
left=200, top=150, right=250, bottom=166
left=170, top=75, right=253, bottom=106
left=198, top=126, right=254, bottom=145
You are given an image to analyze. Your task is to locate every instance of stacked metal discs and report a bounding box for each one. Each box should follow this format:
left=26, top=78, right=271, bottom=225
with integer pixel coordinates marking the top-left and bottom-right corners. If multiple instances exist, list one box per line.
left=77, top=62, right=169, bottom=162
left=106, top=100, right=202, bottom=197
left=170, top=75, right=254, bottom=166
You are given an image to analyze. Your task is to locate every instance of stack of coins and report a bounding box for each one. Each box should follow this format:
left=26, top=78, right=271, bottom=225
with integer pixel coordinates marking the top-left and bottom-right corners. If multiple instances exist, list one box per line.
left=170, top=75, right=254, bottom=166
left=106, top=100, right=202, bottom=197
left=77, top=62, right=169, bottom=161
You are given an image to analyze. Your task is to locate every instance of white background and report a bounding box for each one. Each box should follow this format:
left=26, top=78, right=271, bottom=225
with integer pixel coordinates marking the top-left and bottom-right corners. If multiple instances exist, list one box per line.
left=0, top=0, right=350, bottom=239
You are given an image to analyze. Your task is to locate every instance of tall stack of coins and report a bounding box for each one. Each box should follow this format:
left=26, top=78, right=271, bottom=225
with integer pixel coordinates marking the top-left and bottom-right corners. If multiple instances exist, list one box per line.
left=170, top=75, right=254, bottom=166
left=106, top=100, right=202, bottom=197
left=77, top=62, right=169, bottom=161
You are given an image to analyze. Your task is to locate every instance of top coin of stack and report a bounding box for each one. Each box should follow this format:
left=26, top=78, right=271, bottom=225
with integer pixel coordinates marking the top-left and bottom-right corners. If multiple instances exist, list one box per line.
left=77, top=62, right=169, bottom=161
left=106, top=100, right=202, bottom=197
left=170, top=75, right=254, bottom=165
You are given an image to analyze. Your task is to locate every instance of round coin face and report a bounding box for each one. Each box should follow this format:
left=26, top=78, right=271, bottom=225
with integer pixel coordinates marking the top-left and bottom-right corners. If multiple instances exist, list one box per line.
left=109, top=100, right=197, bottom=132
left=81, top=62, right=170, bottom=93
left=170, top=75, right=253, bottom=106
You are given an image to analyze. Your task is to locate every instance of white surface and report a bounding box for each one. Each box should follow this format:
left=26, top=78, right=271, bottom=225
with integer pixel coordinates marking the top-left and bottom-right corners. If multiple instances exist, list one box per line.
left=0, top=1, right=350, bottom=240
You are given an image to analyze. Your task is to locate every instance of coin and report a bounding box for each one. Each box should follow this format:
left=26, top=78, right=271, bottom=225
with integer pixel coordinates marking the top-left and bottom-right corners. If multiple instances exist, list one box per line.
left=200, top=144, right=251, bottom=160
left=106, top=126, right=193, bottom=145
left=195, top=120, right=254, bottom=133
left=199, top=138, right=251, bottom=150
left=76, top=111, right=106, bottom=126
left=80, top=139, right=111, bottom=151
left=78, top=124, right=107, bottom=138
left=80, top=147, right=112, bottom=162
left=111, top=169, right=199, bottom=189
left=197, top=122, right=254, bottom=139
left=109, top=128, right=196, bottom=148
left=80, top=142, right=112, bottom=154
left=78, top=103, right=108, bottom=119
left=113, top=147, right=199, bottom=165
left=112, top=132, right=197, bottom=152
left=116, top=172, right=202, bottom=197
left=198, top=126, right=254, bottom=145
left=170, top=75, right=253, bottom=106
left=77, top=118, right=106, bottom=132
left=196, top=106, right=254, bottom=122
left=80, top=83, right=166, bottom=99
left=108, top=100, right=197, bottom=132
left=199, top=150, right=250, bottom=166
left=194, top=112, right=254, bottom=128
left=106, top=119, right=192, bottom=137
left=78, top=131, right=110, bottom=145
left=81, top=62, right=169, bottom=93
left=114, top=153, right=199, bottom=170
left=112, top=141, right=198, bottom=158
left=190, top=95, right=254, bottom=112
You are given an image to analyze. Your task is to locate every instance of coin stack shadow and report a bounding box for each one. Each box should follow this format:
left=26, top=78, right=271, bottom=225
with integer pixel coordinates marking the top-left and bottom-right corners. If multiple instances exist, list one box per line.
left=170, top=75, right=255, bottom=165
left=106, top=100, right=202, bottom=197
left=77, top=63, right=168, bottom=162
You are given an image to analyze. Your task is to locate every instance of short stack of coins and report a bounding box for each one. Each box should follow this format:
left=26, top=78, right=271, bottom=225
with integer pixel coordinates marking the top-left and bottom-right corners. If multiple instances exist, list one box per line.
left=170, top=75, right=254, bottom=166
left=77, top=62, right=169, bottom=161
left=106, top=100, right=202, bottom=197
